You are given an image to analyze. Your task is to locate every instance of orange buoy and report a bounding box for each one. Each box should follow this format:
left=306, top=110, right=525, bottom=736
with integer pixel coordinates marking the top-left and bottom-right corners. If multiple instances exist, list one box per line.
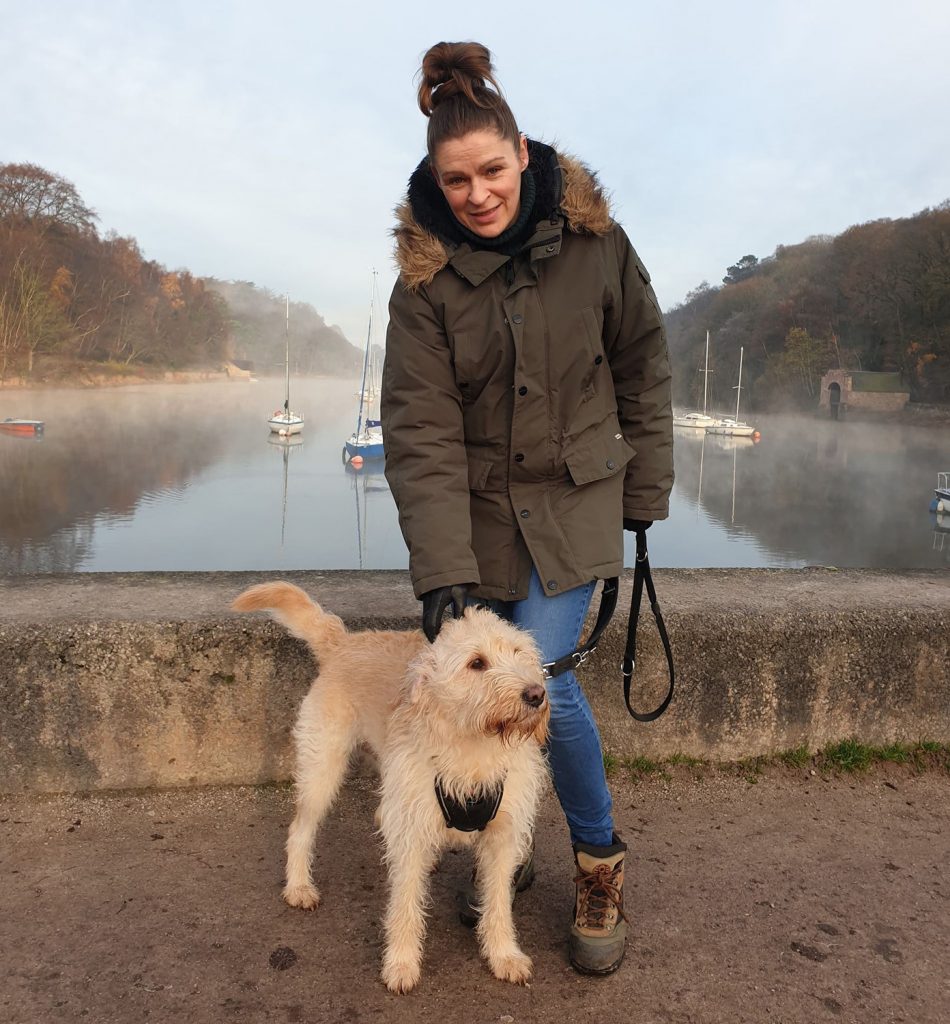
left=752, top=431, right=761, bottom=442
left=351, top=455, right=364, bottom=468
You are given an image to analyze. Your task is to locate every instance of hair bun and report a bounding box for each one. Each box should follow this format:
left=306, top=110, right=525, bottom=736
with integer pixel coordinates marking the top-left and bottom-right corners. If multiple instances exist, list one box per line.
left=418, top=41, right=502, bottom=117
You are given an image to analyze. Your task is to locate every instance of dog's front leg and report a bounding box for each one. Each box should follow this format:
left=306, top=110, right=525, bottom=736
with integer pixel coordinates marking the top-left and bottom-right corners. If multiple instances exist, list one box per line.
left=380, top=829, right=437, bottom=994
left=474, top=815, right=533, bottom=985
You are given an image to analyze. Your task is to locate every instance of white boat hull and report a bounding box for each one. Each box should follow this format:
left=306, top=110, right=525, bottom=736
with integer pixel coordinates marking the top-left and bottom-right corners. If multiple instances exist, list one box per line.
left=269, top=414, right=304, bottom=436
left=706, top=421, right=756, bottom=437
left=674, top=413, right=722, bottom=429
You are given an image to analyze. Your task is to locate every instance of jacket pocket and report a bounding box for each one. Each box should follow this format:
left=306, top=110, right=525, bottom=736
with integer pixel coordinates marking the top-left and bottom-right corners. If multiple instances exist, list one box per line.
left=564, top=419, right=636, bottom=487
left=466, top=454, right=509, bottom=492
left=467, top=456, right=492, bottom=490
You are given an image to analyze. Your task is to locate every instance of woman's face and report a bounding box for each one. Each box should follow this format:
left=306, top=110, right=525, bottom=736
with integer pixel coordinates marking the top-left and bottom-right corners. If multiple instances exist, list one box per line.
left=432, top=130, right=529, bottom=238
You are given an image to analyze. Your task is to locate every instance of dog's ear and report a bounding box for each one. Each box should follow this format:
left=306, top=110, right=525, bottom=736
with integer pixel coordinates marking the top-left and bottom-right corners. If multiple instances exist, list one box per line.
left=406, top=648, right=435, bottom=705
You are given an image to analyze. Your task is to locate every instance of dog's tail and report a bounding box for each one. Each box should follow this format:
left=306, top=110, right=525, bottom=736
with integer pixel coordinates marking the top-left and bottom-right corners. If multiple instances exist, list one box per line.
left=232, top=582, right=347, bottom=656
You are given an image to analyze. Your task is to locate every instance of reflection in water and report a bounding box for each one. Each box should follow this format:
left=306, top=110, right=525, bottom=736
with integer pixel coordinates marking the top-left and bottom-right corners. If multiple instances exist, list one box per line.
left=268, top=434, right=303, bottom=547
left=0, top=391, right=229, bottom=573
left=671, top=414, right=949, bottom=568
left=346, top=459, right=389, bottom=570
left=0, top=387, right=947, bottom=571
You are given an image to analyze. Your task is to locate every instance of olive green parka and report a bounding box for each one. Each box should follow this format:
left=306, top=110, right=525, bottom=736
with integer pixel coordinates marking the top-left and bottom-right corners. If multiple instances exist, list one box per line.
left=381, top=141, right=673, bottom=602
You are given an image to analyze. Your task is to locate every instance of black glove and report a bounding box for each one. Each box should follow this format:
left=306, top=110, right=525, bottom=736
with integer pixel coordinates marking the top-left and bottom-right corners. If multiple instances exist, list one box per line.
left=421, top=584, right=471, bottom=643
left=623, top=518, right=653, bottom=533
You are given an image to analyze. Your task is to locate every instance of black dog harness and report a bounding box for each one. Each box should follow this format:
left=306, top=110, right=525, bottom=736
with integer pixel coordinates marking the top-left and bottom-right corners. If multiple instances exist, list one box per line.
left=435, top=778, right=504, bottom=832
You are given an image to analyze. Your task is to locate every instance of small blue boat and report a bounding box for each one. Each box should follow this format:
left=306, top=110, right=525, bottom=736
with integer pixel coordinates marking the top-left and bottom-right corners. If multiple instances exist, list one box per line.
left=345, top=419, right=384, bottom=460
left=343, top=273, right=385, bottom=463
left=930, top=471, right=950, bottom=513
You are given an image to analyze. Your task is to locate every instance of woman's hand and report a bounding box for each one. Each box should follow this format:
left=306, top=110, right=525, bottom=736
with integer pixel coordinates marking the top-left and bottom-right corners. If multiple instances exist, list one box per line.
left=421, top=584, right=472, bottom=642
left=622, top=519, right=653, bottom=533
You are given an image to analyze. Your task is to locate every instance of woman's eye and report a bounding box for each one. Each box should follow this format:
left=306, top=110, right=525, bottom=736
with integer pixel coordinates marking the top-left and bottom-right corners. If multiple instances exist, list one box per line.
left=486, top=167, right=501, bottom=176
left=469, top=657, right=486, bottom=671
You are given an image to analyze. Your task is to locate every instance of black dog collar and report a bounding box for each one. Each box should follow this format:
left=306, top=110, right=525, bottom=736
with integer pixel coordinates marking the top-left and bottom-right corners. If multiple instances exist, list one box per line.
left=434, top=778, right=504, bottom=832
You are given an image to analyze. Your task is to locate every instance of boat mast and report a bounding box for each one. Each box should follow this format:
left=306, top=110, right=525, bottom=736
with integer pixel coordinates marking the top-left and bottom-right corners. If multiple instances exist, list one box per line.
left=702, top=329, right=710, bottom=416
left=284, top=295, right=290, bottom=414
left=355, top=271, right=375, bottom=440
left=735, top=346, right=744, bottom=421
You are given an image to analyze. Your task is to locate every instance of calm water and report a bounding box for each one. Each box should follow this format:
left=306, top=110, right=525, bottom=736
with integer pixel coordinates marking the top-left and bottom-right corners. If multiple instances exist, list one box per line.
left=1, top=380, right=948, bottom=574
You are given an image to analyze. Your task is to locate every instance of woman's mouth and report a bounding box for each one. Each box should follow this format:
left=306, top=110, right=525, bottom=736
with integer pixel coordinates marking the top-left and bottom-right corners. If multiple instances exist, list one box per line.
left=470, top=205, right=501, bottom=222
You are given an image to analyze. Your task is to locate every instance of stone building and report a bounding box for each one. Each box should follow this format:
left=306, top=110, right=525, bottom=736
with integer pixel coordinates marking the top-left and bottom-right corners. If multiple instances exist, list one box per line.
left=819, top=370, right=910, bottom=418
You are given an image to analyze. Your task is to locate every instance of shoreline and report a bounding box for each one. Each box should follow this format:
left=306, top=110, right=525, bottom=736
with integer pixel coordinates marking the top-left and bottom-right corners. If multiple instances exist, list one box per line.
left=0, top=367, right=234, bottom=391
left=0, top=368, right=344, bottom=392
left=4, top=369, right=949, bottom=423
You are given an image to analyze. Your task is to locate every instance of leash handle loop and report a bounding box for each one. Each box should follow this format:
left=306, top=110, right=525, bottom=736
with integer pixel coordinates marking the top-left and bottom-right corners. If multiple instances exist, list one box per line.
left=622, top=532, right=675, bottom=722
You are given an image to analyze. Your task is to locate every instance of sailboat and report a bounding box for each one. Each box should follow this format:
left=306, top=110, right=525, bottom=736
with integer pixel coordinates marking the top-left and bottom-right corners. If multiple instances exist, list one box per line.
left=268, top=295, right=304, bottom=436
left=344, top=272, right=384, bottom=461
left=705, top=346, right=757, bottom=437
left=673, top=330, right=722, bottom=428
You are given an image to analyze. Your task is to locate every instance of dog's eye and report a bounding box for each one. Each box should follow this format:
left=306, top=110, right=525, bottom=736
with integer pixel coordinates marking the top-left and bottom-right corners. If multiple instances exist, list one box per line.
left=469, top=657, right=486, bottom=671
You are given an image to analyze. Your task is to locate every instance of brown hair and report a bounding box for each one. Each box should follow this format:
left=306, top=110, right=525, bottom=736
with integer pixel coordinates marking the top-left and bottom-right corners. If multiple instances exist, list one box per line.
left=417, top=42, right=520, bottom=160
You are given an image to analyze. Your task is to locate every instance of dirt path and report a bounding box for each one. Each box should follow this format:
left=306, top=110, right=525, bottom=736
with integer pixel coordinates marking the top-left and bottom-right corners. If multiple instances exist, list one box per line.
left=2, top=766, right=947, bottom=1024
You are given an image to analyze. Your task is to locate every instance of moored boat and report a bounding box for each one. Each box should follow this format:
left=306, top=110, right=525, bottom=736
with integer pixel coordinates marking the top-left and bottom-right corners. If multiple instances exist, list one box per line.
left=674, top=329, right=723, bottom=429
left=1, top=418, right=44, bottom=437
left=268, top=296, right=304, bottom=436
left=932, top=471, right=950, bottom=513
left=344, top=272, right=385, bottom=463
left=704, top=346, right=758, bottom=438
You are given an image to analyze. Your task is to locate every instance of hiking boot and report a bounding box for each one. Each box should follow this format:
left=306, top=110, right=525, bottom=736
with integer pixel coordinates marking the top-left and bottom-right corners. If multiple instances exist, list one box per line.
left=457, top=840, right=536, bottom=927
left=570, top=834, right=628, bottom=975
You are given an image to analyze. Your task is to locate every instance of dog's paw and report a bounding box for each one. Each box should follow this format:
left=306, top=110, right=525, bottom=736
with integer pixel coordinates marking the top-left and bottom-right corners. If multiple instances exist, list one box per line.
left=381, top=957, right=421, bottom=994
left=491, top=949, right=533, bottom=985
left=283, top=883, right=320, bottom=911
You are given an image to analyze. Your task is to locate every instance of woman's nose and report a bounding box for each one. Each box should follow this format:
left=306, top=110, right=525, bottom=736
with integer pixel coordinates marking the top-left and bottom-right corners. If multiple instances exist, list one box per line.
left=469, top=178, right=489, bottom=206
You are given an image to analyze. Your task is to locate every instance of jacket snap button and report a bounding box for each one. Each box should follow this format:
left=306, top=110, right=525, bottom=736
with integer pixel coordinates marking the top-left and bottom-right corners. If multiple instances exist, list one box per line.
left=518, top=385, right=528, bottom=396
left=594, top=355, right=603, bottom=365
left=547, top=580, right=558, bottom=591
left=512, top=314, right=523, bottom=324
left=546, top=244, right=556, bottom=253
left=514, top=453, right=525, bottom=463
left=508, top=587, right=517, bottom=595
left=606, top=459, right=616, bottom=470
left=520, top=509, right=530, bottom=519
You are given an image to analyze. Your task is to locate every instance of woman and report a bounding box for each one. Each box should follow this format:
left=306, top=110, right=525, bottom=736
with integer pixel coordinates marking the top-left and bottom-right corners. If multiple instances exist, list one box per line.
left=381, top=41, right=673, bottom=975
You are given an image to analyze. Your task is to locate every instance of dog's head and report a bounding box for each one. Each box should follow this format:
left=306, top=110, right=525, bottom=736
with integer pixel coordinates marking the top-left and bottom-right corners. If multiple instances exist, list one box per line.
left=406, top=607, right=549, bottom=746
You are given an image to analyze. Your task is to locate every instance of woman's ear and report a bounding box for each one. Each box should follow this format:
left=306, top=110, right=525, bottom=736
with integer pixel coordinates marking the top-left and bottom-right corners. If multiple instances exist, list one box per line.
left=518, top=134, right=529, bottom=171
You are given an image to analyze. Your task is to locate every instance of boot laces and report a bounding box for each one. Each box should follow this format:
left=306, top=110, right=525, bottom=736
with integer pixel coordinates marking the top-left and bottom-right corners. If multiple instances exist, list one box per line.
left=575, top=862, right=626, bottom=928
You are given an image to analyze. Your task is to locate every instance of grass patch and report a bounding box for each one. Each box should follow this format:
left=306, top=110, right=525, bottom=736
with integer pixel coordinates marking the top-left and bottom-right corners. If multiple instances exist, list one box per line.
left=820, top=739, right=874, bottom=772
left=813, top=739, right=950, bottom=774
left=608, top=740, right=950, bottom=784
left=779, top=744, right=812, bottom=769
left=666, top=752, right=706, bottom=768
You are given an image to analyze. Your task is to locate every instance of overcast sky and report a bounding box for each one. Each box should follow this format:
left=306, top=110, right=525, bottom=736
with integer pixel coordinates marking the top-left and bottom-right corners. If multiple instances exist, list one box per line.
left=3, top=1, right=948, bottom=348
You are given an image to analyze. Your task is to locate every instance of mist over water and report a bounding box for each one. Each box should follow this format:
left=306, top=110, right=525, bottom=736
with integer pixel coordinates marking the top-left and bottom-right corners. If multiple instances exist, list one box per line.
left=0, top=382, right=947, bottom=574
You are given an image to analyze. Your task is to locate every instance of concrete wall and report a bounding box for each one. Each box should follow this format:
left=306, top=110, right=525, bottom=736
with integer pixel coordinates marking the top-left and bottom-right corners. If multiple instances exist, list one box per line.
left=1, top=570, right=948, bottom=794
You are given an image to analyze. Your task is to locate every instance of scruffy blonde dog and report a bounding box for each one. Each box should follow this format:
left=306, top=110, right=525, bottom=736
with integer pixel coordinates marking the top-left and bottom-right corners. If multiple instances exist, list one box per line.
left=232, top=582, right=550, bottom=993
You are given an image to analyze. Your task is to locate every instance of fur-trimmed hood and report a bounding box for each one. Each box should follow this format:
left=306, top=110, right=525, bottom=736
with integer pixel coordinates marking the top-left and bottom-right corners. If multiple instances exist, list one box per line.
left=392, top=140, right=614, bottom=291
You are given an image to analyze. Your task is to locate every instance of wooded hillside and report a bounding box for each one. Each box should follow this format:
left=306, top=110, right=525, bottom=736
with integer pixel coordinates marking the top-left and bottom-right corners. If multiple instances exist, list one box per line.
left=665, top=202, right=950, bottom=411
left=0, top=163, right=360, bottom=380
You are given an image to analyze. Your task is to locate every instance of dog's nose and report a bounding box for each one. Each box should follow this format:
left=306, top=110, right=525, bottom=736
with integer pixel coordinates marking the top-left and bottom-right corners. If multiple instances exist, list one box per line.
left=521, top=684, right=546, bottom=708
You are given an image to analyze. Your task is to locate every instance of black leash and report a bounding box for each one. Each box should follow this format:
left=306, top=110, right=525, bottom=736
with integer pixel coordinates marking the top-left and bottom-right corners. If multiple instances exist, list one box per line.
left=621, top=530, right=675, bottom=721
left=541, top=577, right=619, bottom=679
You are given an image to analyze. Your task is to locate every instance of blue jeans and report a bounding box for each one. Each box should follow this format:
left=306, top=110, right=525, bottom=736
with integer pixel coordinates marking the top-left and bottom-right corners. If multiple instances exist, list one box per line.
left=475, top=569, right=615, bottom=847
